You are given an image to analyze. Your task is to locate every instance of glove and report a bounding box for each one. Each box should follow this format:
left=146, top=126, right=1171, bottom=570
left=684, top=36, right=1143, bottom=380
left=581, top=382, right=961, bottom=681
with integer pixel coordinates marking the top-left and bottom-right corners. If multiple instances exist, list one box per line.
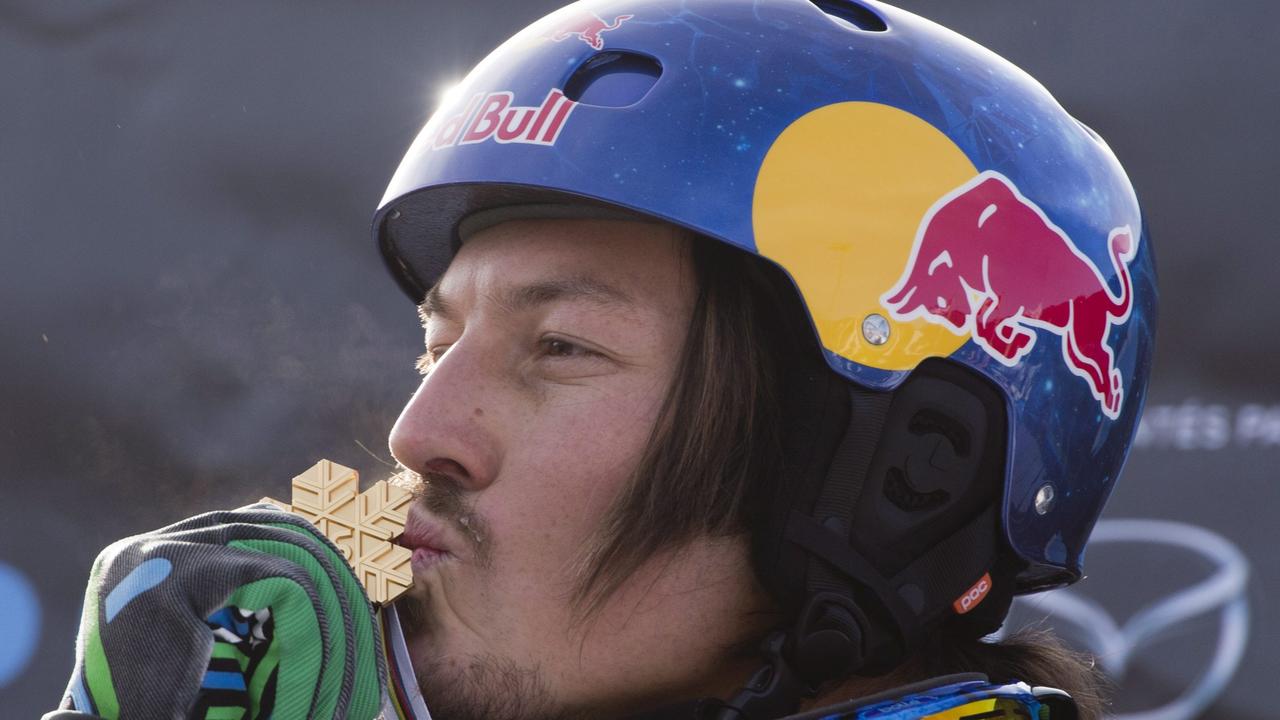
left=45, top=505, right=389, bottom=720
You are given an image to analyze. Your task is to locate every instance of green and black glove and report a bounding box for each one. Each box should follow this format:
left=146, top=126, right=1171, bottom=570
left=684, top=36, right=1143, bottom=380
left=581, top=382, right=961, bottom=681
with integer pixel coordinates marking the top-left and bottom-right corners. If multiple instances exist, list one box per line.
left=44, top=505, right=390, bottom=720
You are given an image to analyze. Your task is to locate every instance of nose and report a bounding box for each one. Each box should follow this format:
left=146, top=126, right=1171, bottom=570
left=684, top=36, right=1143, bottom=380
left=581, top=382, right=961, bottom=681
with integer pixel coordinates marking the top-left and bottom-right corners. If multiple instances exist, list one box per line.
left=388, top=341, right=499, bottom=492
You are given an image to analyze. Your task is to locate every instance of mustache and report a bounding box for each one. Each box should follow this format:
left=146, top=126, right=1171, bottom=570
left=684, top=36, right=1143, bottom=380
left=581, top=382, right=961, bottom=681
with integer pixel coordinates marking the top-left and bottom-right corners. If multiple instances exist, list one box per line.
left=392, top=465, right=493, bottom=568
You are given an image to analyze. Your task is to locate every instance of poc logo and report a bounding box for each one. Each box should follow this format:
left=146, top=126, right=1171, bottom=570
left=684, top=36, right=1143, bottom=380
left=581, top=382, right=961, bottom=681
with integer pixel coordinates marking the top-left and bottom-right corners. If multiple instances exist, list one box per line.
left=953, top=572, right=993, bottom=615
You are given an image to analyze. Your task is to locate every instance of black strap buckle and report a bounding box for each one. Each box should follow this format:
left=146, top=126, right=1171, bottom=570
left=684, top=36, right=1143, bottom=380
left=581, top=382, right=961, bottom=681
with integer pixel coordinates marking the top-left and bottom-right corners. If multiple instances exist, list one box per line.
left=712, top=631, right=806, bottom=720
left=713, top=592, right=870, bottom=720
left=789, top=592, right=866, bottom=682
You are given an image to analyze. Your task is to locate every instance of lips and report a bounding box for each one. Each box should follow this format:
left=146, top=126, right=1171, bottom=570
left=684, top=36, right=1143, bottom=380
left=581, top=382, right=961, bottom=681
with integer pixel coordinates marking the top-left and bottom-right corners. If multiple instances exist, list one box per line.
left=398, top=508, right=457, bottom=572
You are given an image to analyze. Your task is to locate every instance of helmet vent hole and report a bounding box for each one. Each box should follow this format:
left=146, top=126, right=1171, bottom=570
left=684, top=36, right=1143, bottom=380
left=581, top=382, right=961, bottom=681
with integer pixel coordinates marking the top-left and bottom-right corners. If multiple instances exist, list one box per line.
left=564, top=51, right=662, bottom=108
left=809, top=0, right=888, bottom=32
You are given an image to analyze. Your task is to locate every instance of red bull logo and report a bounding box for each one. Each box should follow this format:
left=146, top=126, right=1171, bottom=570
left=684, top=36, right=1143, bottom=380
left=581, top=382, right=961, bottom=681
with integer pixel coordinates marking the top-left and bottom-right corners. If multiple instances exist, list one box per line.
left=882, top=171, right=1138, bottom=419
left=430, top=89, right=577, bottom=150
left=547, top=12, right=633, bottom=50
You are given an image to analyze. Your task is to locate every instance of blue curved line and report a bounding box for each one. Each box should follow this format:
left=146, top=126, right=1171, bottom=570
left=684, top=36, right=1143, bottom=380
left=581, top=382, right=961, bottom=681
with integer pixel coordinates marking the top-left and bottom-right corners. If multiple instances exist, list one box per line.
left=70, top=668, right=93, bottom=713
left=0, top=562, right=41, bottom=688
left=105, top=558, right=173, bottom=623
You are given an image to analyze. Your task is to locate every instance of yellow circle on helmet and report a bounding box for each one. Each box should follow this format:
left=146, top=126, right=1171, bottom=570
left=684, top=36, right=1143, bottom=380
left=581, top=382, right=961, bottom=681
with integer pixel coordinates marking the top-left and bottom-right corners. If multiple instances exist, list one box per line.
left=754, top=102, right=976, bottom=372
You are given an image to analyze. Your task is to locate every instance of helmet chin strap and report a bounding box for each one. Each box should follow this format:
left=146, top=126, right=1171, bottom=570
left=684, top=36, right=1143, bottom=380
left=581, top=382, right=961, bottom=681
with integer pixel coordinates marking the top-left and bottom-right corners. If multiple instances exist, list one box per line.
left=712, top=387, right=896, bottom=719
left=714, top=361, right=1010, bottom=719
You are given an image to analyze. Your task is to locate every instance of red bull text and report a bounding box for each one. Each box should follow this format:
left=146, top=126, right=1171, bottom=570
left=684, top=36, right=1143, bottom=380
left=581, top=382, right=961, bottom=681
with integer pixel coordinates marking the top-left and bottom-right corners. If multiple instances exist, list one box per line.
left=430, top=89, right=577, bottom=150
left=882, top=171, right=1138, bottom=419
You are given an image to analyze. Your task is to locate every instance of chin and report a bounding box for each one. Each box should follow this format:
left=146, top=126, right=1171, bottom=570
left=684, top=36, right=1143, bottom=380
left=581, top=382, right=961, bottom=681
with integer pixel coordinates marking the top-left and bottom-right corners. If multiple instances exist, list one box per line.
left=412, top=649, right=563, bottom=720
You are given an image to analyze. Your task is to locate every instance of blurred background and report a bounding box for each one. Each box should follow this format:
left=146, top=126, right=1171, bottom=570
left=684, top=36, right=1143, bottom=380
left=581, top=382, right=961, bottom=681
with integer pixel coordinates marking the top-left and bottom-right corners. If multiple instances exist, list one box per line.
left=1, top=1, right=1275, bottom=718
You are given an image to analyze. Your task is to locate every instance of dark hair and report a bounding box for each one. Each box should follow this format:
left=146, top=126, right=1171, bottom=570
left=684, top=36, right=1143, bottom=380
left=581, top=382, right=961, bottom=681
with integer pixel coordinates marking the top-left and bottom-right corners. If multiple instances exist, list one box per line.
left=891, top=628, right=1108, bottom=720
left=572, top=233, right=1106, bottom=715
left=572, top=232, right=785, bottom=617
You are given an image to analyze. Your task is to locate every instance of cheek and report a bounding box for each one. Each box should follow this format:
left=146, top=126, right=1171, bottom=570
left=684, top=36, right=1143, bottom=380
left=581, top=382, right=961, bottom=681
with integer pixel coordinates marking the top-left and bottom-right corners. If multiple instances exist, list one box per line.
left=502, top=394, right=657, bottom=537
left=476, top=384, right=664, bottom=594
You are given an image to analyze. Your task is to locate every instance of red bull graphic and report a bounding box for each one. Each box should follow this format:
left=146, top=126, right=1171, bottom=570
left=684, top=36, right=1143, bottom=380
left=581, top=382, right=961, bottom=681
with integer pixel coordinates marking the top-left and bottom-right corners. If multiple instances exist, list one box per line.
left=882, top=171, right=1138, bottom=419
left=548, top=12, right=633, bottom=50
left=430, top=89, right=577, bottom=150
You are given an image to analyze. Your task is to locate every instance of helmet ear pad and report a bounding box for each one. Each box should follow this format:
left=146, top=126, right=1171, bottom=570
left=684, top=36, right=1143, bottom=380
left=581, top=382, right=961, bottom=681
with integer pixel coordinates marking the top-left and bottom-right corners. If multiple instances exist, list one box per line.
left=854, top=359, right=1016, bottom=646
left=749, top=270, right=1013, bottom=663
left=853, top=361, right=1008, bottom=583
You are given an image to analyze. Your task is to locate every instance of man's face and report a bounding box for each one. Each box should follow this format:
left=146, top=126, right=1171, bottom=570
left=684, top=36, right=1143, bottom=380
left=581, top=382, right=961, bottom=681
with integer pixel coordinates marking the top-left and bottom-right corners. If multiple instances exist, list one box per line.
left=389, top=219, right=769, bottom=719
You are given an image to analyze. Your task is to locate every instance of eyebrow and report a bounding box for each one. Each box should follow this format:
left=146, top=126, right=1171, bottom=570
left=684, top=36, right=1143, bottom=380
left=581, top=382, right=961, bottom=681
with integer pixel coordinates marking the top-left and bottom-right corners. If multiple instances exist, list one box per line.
left=419, top=284, right=452, bottom=324
left=419, top=275, right=635, bottom=324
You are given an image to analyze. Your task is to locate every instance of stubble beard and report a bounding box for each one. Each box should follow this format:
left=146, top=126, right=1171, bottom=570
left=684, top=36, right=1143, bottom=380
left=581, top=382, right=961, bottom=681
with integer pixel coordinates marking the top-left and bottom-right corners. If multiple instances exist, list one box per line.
left=394, top=467, right=590, bottom=720
left=398, top=594, right=592, bottom=720
left=414, top=652, right=559, bottom=720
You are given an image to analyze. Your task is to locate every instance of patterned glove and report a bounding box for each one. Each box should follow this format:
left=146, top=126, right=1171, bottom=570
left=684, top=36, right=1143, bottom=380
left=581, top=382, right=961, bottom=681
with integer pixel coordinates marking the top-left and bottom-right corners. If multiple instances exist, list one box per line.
left=44, top=505, right=388, bottom=720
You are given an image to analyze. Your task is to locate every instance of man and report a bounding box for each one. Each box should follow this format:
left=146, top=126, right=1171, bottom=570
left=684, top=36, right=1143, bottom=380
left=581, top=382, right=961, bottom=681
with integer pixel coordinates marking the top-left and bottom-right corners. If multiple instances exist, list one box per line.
left=48, top=1, right=1156, bottom=719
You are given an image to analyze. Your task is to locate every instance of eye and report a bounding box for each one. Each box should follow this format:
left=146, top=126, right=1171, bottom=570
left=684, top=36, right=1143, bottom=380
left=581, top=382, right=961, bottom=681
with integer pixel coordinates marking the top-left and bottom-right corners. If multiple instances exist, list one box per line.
left=928, top=250, right=953, bottom=276
left=415, top=345, right=452, bottom=375
left=414, top=351, right=435, bottom=376
left=540, top=337, right=597, bottom=359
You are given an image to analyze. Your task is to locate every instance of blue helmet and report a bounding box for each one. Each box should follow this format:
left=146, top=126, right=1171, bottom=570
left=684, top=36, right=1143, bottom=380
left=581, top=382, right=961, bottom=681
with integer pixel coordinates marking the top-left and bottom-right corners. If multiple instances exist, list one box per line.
left=373, top=0, right=1156, bottom=698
